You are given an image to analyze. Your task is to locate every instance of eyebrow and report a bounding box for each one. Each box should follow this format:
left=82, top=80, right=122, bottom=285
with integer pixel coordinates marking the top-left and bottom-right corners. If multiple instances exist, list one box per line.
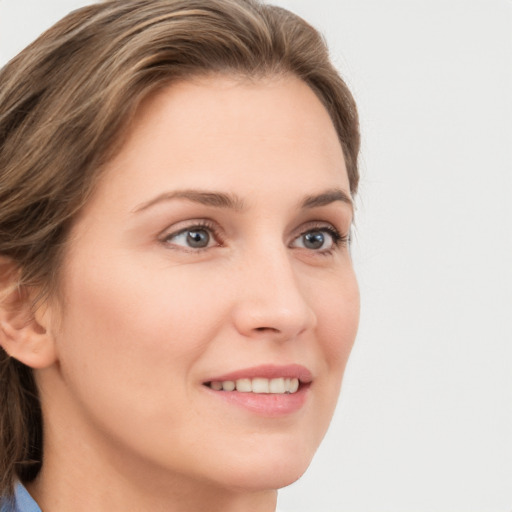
left=133, top=187, right=353, bottom=214
left=133, top=189, right=245, bottom=213
left=301, top=188, right=353, bottom=213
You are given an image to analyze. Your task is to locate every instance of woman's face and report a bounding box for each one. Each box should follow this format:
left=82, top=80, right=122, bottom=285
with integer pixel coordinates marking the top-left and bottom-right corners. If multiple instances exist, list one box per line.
left=43, top=75, right=359, bottom=491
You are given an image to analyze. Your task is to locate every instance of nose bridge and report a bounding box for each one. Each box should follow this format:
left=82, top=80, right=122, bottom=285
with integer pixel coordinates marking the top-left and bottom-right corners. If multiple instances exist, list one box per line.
left=232, top=242, right=316, bottom=340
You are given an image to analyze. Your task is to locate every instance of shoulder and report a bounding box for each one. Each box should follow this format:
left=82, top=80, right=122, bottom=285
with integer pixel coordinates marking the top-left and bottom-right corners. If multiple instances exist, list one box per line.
left=0, top=483, right=41, bottom=512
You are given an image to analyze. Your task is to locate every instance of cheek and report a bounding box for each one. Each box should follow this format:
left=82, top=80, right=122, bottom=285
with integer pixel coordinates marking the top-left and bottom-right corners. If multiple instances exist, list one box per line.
left=53, top=246, right=237, bottom=410
left=54, top=257, right=211, bottom=411
left=309, top=270, right=359, bottom=424
left=315, top=269, right=360, bottom=367
left=60, top=251, right=216, bottom=346
left=49, top=257, right=232, bottom=471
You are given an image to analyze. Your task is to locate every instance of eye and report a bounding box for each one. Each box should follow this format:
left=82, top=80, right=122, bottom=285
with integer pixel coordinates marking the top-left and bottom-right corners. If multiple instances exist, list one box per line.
left=162, top=223, right=219, bottom=250
left=291, top=226, right=345, bottom=252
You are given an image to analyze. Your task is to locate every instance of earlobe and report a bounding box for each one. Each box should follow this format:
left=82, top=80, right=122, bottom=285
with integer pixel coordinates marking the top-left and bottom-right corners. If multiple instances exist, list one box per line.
left=0, top=259, right=57, bottom=369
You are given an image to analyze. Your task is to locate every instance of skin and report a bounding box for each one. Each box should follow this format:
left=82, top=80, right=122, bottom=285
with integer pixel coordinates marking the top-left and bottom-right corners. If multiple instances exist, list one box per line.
left=23, top=74, right=360, bottom=512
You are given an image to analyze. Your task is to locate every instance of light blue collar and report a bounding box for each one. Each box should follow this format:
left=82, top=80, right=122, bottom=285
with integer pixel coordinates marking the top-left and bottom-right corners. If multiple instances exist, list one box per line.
left=0, top=482, right=41, bottom=512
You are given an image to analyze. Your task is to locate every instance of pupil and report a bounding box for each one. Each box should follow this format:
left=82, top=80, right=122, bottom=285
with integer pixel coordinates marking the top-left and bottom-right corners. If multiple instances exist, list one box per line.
left=187, top=229, right=209, bottom=248
left=304, top=231, right=324, bottom=249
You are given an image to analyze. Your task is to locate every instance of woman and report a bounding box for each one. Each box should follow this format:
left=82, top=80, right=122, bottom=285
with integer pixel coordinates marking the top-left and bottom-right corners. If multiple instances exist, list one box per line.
left=0, top=0, right=360, bottom=510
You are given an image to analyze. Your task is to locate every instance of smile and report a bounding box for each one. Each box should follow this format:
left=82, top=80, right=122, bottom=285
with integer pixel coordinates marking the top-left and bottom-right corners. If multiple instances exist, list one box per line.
left=205, top=377, right=300, bottom=394
left=202, top=364, right=312, bottom=416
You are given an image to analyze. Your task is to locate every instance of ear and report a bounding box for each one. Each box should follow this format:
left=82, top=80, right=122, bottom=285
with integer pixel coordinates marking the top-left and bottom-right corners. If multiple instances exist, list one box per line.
left=0, top=258, right=57, bottom=369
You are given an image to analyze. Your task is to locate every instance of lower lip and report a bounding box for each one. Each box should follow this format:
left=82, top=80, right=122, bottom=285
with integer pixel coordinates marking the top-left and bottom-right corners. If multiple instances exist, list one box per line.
left=204, top=385, right=310, bottom=416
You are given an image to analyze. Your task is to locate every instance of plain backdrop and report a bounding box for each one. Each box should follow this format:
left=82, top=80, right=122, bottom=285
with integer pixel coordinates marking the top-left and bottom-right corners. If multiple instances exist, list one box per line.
left=1, top=1, right=511, bottom=511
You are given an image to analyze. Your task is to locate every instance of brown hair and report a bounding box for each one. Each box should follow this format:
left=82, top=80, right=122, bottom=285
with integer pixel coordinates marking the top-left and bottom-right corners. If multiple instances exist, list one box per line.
left=0, top=0, right=360, bottom=496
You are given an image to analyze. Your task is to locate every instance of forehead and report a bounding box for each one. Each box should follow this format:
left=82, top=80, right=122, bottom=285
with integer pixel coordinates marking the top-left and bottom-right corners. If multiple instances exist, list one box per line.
left=84, top=74, right=350, bottom=215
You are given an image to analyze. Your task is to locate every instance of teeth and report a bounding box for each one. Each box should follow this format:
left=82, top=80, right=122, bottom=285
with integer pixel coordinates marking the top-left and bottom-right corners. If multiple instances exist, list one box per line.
left=289, top=378, right=299, bottom=393
left=210, top=381, right=223, bottom=391
left=252, top=378, right=270, bottom=393
left=269, top=377, right=285, bottom=393
left=209, top=377, right=300, bottom=394
left=236, top=378, right=252, bottom=392
left=222, top=380, right=235, bottom=391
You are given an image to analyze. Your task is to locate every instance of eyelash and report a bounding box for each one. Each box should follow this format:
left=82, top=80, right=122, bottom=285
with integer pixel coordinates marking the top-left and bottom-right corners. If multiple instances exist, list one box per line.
left=160, top=220, right=349, bottom=254
left=296, top=222, right=350, bottom=255
left=161, top=220, right=222, bottom=252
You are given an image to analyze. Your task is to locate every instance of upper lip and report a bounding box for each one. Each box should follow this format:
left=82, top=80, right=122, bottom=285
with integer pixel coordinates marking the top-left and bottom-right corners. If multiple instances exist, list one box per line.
left=204, top=364, right=313, bottom=384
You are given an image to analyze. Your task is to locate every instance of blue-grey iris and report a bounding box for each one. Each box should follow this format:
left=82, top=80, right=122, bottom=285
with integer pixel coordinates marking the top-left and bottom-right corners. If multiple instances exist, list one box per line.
left=187, top=229, right=210, bottom=248
left=304, top=231, right=324, bottom=249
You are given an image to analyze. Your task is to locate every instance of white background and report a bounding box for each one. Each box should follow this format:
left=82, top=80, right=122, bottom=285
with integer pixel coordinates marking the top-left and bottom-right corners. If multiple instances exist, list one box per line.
left=1, top=1, right=511, bottom=511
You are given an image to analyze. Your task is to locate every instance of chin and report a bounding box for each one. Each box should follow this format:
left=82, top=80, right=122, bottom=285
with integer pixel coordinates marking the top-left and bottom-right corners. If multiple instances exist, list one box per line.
left=214, top=441, right=317, bottom=492
left=226, top=464, right=311, bottom=493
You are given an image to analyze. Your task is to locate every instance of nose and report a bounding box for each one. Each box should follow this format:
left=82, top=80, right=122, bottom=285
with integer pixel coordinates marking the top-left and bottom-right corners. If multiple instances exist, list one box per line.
left=231, top=246, right=317, bottom=342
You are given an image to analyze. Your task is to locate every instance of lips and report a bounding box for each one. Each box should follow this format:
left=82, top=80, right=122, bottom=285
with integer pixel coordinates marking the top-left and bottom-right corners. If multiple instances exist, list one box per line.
left=202, top=364, right=312, bottom=415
